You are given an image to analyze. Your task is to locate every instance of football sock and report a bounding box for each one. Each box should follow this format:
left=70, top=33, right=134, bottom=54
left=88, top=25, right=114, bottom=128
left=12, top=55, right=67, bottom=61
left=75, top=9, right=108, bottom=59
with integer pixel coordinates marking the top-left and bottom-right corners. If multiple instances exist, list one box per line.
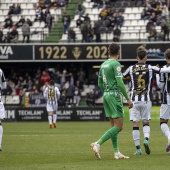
left=48, top=115, right=52, bottom=124
left=133, top=127, right=140, bottom=147
left=111, top=134, right=119, bottom=153
left=0, top=125, right=3, bottom=147
left=97, top=126, right=120, bottom=146
left=161, top=123, right=170, bottom=143
left=53, top=114, right=57, bottom=123
left=143, top=124, right=150, bottom=139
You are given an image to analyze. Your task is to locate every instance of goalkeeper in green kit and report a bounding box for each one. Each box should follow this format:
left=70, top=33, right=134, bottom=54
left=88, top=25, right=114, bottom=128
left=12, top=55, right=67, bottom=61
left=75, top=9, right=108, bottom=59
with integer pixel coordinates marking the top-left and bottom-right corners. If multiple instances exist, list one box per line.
left=90, top=43, right=133, bottom=160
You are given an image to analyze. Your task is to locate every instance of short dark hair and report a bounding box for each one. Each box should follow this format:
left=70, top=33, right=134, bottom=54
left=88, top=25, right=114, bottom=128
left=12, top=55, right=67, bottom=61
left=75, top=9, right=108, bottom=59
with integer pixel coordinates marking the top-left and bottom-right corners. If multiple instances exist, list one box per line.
left=164, top=49, right=170, bottom=59
left=137, top=50, right=147, bottom=60
left=108, top=43, right=120, bottom=56
left=50, top=80, right=55, bottom=85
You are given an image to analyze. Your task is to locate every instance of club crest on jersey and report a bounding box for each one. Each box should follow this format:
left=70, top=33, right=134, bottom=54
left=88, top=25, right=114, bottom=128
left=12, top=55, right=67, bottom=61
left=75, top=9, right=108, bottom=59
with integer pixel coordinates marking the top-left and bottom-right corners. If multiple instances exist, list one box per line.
left=117, top=66, right=121, bottom=72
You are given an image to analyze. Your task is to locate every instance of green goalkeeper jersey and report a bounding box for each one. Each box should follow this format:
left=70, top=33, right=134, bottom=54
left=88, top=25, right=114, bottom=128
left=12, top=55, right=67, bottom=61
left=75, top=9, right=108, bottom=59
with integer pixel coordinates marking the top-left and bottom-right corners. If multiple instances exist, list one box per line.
left=98, top=58, right=129, bottom=100
left=98, top=59, right=122, bottom=92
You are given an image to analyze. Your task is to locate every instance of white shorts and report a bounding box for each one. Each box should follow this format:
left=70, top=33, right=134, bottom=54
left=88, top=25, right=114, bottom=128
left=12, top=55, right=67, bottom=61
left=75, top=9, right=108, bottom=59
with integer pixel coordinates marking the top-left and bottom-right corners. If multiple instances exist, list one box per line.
left=46, top=103, right=58, bottom=112
left=0, top=102, right=5, bottom=120
left=160, top=104, right=170, bottom=120
left=130, top=101, right=151, bottom=122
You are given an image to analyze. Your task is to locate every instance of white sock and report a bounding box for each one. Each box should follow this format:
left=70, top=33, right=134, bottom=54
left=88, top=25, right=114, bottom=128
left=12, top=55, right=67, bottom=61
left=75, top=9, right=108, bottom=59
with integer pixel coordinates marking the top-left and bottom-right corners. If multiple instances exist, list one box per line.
left=133, top=130, right=140, bottom=146
left=0, top=125, right=3, bottom=147
left=48, top=115, right=52, bottom=124
left=53, top=114, right=57, bottom=123
left=143, top=125, right=150, bottom=139
left=95, top=142, right=100, bottom=147
left=161, top=123, right=170, bottom=143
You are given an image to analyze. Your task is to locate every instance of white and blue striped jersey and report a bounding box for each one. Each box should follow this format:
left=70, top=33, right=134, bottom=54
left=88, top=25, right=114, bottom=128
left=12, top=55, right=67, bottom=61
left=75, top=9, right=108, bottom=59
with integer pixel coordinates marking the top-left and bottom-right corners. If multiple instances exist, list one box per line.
left=123, top=63, right=160, bottom=102
left=43, top=85, right=60, bottom=105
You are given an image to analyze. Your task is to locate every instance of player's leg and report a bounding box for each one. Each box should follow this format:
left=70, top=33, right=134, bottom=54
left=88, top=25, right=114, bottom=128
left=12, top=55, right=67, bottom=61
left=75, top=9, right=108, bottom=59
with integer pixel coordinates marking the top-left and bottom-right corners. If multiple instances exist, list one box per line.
left=48, top=111, right=53, bottom=129
left=52, top=104, right=58, bottom=128
left=160, top=104, right=170, bottom=153
left=0, top=120, right=3, bottom=151
left=0, top=103, right=5, bottom=151
left=133, top=122, right=141, bottom=155
left=142, top=122, right=150, bottom=154
left=141, top=101, right=151, bottom=154
left=130, top=103, right=141, bottom=155
left=90, top=94, right=112, bottom=159
left=53, top=111, right=57, bottom=128
left=113, top=117, right=129, bottom=159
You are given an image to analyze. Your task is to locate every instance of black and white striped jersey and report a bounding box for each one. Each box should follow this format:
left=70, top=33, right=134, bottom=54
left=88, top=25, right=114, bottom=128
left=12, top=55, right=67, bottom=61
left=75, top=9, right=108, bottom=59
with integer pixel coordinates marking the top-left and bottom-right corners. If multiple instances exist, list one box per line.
left=123, top=63, right=160, bottom=102
left=0, top=69, right=6, bottom=101
left=159, top=64, right=170, bottom=105
left=43, top=85, right=60, bottom=105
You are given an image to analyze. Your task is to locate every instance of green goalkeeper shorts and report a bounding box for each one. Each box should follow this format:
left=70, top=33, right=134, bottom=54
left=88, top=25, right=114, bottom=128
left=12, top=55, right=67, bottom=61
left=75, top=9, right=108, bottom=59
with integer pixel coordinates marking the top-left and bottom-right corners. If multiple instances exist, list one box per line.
left=103, top=91, right=124, bottom=118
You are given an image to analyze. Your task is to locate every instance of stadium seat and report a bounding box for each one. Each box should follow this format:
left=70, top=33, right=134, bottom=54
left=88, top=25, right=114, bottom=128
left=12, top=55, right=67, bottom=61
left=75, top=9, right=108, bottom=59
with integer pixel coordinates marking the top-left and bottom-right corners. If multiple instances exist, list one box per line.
left=128, top=14, right=135, bottom=20
left=85, top=8, right=92, bottom=14
left=1, top=4, right=8, bottom=9
left=89, top=85, right=95, bottom=89
left=131, top=20, right=138, bottom=26
left=22, top=9, right=29, bottom=15
left=56, top=9, right=62, bottom=15
left=0, top=16, right=4, bottom=22
left=132, top=7, right=139, bottom=13
left=32, top=22, right=40, bottom=28
left=135, top=13, right=141, bottom=19
left=29, top=9, right=36, bottom=15
left=130, top=33, right=138, bottom=39
left=125, top=7, right=132, bottom=13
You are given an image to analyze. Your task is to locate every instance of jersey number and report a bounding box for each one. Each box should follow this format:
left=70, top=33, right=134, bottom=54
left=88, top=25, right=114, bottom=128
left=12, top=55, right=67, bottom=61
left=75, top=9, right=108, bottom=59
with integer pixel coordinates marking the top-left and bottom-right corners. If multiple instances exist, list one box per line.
left=48, top=88, right=55, bottom=101
left=137, top=75, right=146, bottom=89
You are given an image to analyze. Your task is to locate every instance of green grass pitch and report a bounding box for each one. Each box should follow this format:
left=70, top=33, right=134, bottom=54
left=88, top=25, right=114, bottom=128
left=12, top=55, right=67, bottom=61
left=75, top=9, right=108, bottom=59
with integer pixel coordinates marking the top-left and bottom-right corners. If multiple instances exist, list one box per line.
left=1, top=106, right=170, bottom=170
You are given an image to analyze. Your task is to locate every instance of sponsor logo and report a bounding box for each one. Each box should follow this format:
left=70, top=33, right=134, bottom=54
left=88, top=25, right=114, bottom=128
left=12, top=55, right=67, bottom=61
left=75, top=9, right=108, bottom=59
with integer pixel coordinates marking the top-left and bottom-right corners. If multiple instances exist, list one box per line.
left=5, top=110, right=15, bottom=119
left=0, top=46, right=13, bottom=59
left=76, top=110, right=103, bottom=120
left=18, top=110, right=44, bottom=116
left=57, top=110, right=73, bottom=120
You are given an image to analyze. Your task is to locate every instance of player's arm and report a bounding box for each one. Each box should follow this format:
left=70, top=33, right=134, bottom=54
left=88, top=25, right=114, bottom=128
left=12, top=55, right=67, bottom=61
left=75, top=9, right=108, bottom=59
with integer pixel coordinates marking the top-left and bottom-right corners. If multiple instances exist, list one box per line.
left=98, top=68, right=104, bottom=92
left=151, top=65, right=170, bottom=73
left=156, top=73, right=165, bottom=90
left=56, top=87, right=61, bottom=100
left=160, top=66, right=170, bottom=73
left=116, top=77, right=133, bottom=108
left=122, top=67, right=130, bottom=78
left=43, top=87, right=48, bottom=99
left=116, top=77, right=129, bottom=100
left=98, top=77, right=104, bottom=92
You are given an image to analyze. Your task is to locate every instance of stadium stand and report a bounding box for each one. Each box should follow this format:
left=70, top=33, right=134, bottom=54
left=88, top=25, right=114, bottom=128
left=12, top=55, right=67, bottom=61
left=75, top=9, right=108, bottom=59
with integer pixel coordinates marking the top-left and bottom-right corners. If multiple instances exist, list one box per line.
left=0, top=0, right=65, bottom=42
left=59, top=0, right=169, bottom=42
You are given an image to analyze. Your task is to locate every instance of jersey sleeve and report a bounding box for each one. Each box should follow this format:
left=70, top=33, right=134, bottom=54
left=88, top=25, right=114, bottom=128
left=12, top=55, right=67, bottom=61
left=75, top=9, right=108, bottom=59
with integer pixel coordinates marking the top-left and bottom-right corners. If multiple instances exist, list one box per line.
left=116, top=77, right=130, bottom=100
left=43, top=86, right=48, bottom=99
left=0, top=69, right=6, bottom=90
left=160, top=66, right=170, bottom=73
left=113, top=61, right=122, bottom=78
left=150, top=65, right=161, bottom=74
left=55, top=87, right=61, bottom=100
left=122, top=67, right=130, bottom=78
left=156, top=74, right=165, bottom=90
